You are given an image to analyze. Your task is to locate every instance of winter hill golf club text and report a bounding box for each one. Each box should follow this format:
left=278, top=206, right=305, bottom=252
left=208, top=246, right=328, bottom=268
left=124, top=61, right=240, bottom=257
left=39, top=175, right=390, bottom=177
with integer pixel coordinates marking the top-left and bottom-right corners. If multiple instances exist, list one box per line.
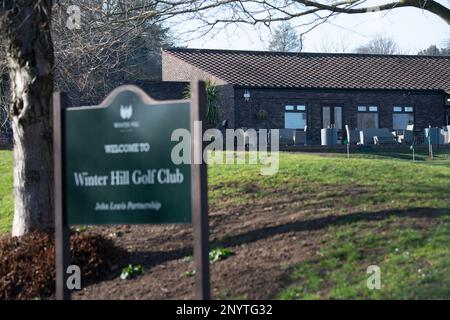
left=73, top=168, right=184, bottom=187
left=73, top=169, right=179, bottom=212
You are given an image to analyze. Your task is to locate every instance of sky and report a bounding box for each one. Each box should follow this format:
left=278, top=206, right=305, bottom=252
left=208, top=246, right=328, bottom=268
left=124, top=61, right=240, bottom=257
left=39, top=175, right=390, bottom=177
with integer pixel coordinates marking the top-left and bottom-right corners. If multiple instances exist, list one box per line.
left=173, top=0, right=450, bottom=54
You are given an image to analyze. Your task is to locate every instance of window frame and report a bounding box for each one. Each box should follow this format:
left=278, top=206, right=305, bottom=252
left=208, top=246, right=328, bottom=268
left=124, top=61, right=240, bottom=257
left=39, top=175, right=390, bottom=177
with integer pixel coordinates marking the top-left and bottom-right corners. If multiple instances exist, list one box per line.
left=285, top=105, right=295, bottom=111
left=393, top=106, right=414, bottom=113
left=322, top=106, right=343, bottom=130
left=357, top=106, right=367, bottom=112
left=392, top=106, right=414, bottom=130
left=357, top=105, right=379, bottom=129
left=284, top=104, right=307, bottom=129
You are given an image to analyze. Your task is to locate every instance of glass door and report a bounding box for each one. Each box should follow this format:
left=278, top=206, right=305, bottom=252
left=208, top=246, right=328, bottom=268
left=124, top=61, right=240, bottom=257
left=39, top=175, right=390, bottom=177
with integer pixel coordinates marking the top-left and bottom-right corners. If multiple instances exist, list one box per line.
left=322, top=106, right=342, bottom=129
left=323, top=106, right=343, bottom=144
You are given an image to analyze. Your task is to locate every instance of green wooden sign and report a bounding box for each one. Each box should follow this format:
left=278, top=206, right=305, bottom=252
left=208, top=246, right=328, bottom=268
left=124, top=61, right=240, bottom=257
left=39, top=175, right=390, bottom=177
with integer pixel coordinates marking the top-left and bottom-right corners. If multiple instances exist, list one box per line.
left=64, top=86, right=192, bottom=225
left=54, top=82, right=209, bottom=300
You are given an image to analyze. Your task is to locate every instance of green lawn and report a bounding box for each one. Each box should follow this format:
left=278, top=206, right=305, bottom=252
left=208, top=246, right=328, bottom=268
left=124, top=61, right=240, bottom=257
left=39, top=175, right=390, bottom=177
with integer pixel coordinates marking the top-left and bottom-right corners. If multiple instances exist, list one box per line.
left=207, top=149, right=450, bottom=299
left=277, top=219, right=450, bottom=299
left=0, top=150, right=13, bottom=234
left=208, top=149, right=450, bottom=212
left=1, top=148, right=450, bottom=299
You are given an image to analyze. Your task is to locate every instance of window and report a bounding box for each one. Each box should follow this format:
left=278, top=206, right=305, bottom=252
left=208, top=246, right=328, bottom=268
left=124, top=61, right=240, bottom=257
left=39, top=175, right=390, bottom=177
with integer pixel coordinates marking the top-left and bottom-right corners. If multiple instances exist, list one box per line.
left=357, top=105, right=379, bottom=129
left=393, top=106, right=414, bottom=130
left=404, top=107, right=413, bottom=112
left=285, top=105, right=294, bottom=111
left=285, top=105, right=307, bottom=129
left=393, top=106, right=413, bottom=113
left=323, top=107, right=331, bottom=129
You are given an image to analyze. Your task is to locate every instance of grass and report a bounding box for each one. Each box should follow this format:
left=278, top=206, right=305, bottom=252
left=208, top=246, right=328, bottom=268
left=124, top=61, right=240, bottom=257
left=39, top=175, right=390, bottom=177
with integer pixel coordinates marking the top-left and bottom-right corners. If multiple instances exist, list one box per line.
left=208, top=149, right=450, bottom=212
left=207, top=149, right=450, bottom=299
left=338, top=146, right=450, bottom=166
left=278, top=217, right=450, bottom=299
left=1, top=148, right=450, bottom=299
left=0, top=150, right=13, bottom=234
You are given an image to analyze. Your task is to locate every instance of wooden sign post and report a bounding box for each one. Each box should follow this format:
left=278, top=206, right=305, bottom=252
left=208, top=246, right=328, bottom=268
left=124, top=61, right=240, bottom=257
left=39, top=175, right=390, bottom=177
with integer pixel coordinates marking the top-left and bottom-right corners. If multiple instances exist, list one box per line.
left=191, top=81, right=210, bottom=300
left=53, top=92, right=70, bottom=300
left=53, top=81, right=209, bottom=300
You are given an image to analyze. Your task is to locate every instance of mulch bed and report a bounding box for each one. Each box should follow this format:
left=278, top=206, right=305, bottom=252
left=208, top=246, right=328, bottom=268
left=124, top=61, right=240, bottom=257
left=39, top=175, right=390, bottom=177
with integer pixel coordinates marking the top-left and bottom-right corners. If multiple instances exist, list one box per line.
left=0, top=231, right=127, bottom=300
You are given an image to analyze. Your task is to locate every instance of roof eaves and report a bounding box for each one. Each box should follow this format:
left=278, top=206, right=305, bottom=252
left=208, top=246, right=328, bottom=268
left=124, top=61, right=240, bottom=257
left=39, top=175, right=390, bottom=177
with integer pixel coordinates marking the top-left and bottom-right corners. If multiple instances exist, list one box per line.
left=163, top=47, right=450, bottom=60
left=233, top=84, right=448, bottom=93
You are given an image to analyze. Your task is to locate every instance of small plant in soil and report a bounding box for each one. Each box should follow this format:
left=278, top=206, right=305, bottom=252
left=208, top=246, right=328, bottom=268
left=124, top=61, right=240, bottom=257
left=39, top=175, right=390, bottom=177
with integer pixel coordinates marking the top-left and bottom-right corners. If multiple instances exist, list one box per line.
left=120, top=264, right=144, bottom=280
left=182, top=270, right=196, bottom=277
left=209, top=247, right=234, bottom=263
left=72, top=226, right=89, bottom=233
left=182, top=255, right=193, bottom=262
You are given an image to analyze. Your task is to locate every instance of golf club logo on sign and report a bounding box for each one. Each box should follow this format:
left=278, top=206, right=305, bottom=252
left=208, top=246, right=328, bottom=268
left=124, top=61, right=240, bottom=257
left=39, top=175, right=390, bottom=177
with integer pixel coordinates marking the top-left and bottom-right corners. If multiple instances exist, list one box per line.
left=120, top=104, right=133, bottom=120
left=114, top=104, right=139, bottom=129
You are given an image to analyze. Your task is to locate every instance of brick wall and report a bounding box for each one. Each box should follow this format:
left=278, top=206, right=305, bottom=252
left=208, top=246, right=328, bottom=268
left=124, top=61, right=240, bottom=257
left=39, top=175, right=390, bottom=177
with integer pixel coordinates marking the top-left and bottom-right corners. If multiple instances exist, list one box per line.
left=161, top=51, right=447, bottom=144
left=217, top=84, right=235, bottom=128
left=74, top=81, right=189, bottom=107
left=162, top=51, right=235, bottom=128
left=131, top=80, right=189, bottom=101
left=233, top=88, right=446, bottom=145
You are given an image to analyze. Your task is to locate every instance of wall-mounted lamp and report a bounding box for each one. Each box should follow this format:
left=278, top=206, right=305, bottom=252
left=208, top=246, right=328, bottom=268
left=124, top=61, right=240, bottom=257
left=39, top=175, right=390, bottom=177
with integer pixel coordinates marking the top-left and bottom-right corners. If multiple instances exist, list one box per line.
left=243, top=90, right=251, bottom=101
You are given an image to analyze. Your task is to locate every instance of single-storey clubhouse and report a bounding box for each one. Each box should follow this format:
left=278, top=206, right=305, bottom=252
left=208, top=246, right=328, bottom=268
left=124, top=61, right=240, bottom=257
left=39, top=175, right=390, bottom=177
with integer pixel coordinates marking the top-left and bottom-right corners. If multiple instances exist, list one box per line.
left=162, top=48, right=450, bottom=145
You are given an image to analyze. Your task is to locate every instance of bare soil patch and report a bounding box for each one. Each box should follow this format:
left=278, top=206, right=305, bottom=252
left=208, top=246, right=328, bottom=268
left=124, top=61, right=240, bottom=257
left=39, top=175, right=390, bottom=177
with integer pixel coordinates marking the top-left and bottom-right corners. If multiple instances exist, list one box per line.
left=0, top=231, right=127, bottom=299
left=71, top=184, right=443, bottom=300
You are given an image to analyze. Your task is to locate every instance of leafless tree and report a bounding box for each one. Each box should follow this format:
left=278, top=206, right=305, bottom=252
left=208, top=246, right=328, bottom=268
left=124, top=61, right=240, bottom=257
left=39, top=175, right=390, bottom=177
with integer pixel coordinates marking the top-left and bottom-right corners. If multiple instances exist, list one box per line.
left=1, top=0, right=449, bottom=236
left=0, top=85, right=9, bottom=136
left=52, top=1, right=174, bottom=106
left=354, top=35, right=401, bottom=55
left=101, top=0, right=449, bottom=32
left=268, top=21, right=302, bottom=52
left=0, top=43, right=9, bottom=135
left=0, top=0, right=174, bottom=236
left=418, top=39, right=450, bottom=56
left=0, top=0, right=54, bottom=236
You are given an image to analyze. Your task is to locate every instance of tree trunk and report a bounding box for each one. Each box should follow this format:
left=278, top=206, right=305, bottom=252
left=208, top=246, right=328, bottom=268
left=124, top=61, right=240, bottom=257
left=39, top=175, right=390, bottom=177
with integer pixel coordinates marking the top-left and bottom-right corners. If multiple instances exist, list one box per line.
left=3, top=1, right=54, bottom=236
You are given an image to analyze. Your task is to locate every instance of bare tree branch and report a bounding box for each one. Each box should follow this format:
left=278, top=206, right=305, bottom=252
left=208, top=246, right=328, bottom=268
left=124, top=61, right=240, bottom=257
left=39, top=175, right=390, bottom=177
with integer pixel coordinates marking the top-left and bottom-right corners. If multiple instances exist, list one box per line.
left=88, top=0, right=449, bottom=27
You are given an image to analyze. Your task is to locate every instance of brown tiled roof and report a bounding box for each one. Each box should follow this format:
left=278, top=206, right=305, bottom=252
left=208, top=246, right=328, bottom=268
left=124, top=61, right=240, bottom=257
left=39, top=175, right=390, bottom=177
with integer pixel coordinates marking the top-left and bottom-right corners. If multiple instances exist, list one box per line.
left=164, top=48, right=450, bottom=92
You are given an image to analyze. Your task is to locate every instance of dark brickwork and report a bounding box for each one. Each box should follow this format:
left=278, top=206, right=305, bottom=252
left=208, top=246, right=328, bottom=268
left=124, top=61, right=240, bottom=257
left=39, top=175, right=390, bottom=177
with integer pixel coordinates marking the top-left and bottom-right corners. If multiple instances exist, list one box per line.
left=127, top=80, right=189, bottom=100
left=162, top=51, right=236, bottom=128
left=234, top=88, right=447, bottom=145
left=217, top=84, right=235, bottom=128
left=74, top=81, right=189, bottom=107
left=162, top=50, right=447, bottom=144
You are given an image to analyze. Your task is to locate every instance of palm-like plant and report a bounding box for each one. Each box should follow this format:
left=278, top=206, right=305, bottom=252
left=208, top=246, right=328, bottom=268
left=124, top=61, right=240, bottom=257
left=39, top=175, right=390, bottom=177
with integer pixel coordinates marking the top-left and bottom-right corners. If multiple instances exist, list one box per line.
left=184, top=79, right=221, bottom=128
